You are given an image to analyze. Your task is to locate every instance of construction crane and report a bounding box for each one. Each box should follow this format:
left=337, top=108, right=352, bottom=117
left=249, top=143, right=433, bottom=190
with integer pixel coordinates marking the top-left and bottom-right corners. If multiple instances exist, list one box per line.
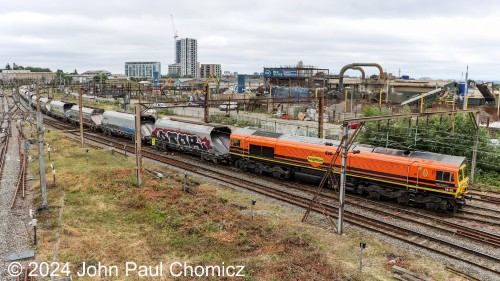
left=160, top=78, right=173, bottom=95
left=196, top=75, right=219, bottom=95
left=171, top=14, right=178, bottom=41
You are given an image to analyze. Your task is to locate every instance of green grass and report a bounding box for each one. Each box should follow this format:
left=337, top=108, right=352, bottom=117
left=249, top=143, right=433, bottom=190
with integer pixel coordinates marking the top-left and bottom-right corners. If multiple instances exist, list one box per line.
left=26, top=124, right=469, bottom=280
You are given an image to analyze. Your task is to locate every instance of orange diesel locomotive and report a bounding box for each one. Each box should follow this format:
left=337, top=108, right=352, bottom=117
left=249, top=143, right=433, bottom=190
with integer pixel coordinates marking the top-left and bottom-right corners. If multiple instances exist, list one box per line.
left=229, top=128, right=469, bottom=211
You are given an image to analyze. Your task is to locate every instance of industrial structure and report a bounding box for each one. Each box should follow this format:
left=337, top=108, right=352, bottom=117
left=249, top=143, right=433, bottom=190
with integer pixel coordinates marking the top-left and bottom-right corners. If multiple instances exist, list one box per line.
left=264, top=63, right=329, bottom=88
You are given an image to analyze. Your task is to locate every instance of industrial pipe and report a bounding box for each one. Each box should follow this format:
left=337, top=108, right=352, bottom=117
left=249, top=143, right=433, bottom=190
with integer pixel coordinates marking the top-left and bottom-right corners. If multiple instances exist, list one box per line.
left=350, top=66, right=366, bottom=80
left=338, top=63, right=384, bottom=96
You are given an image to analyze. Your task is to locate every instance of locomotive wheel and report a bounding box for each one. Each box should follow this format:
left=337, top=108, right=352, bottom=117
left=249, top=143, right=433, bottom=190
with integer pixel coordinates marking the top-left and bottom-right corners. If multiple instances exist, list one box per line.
left=368, top=191, right=380, bottom=200
left=237, top=160, right=247, bottom=171
left=451, top=201, right=458, bottom=213
left=254, top=166, right=262, bottom=175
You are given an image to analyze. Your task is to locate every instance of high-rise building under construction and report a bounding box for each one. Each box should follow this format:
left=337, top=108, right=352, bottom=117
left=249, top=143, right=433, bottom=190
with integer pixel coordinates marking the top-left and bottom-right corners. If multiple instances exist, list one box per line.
left=169, top=38, right=198, bottom=77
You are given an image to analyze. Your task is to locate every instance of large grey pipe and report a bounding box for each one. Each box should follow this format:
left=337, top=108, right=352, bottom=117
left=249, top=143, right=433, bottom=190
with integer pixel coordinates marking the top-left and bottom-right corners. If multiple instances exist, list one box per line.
left=351, top=66, right=365, bottom=80
left=338, top=63, right=383, bottom=95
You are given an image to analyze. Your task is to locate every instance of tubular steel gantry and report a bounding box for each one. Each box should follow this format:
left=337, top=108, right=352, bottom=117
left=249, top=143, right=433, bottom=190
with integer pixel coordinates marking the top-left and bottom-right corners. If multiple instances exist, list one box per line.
left=338, top=63, right=384, bottom=96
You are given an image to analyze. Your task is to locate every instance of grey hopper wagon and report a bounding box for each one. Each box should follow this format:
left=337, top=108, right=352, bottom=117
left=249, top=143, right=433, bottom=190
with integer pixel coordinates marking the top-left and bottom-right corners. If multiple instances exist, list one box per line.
left=49, top=100, right=74, bottom=119
left=102, top=111, right=155, bottom=141
left=66, top=105, right=105, bottom=130
left=152, top=118, right=231, bottom=163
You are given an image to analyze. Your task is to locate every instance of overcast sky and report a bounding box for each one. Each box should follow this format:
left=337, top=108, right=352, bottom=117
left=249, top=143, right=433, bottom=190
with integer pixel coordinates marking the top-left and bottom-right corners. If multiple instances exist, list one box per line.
left=2, top=0, right=500, bottom=80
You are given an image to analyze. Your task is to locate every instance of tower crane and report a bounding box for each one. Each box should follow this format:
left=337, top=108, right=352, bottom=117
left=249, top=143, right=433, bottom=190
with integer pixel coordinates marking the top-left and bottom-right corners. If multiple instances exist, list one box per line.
left=171, top=14, right=178, bottom=41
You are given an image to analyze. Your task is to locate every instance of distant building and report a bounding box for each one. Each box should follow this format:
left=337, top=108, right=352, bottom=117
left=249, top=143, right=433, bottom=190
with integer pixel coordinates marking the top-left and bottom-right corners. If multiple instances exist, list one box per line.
left=168, top=63, right=181, bottom=76
left=125, top=62, right=161, bottom=78
left=82, top=70, right=111, bottom=76
left=200, top=64, right=221, bottom=79
left=176, top=38, right=198, bottom=77
left=0, top=70, right=55, bottom=82
left=69, top=70, right=113, bottom=83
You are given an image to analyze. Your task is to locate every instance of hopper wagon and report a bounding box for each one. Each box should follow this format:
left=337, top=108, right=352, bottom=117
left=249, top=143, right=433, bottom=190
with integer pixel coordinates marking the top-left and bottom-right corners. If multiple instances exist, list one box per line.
left=152, top=118, right=231, bottom=163
left=66, top=105, right=105, bottom=130
left=102, top=111, right=155, bottom=141
left=49, top=100, right=74, bottom=119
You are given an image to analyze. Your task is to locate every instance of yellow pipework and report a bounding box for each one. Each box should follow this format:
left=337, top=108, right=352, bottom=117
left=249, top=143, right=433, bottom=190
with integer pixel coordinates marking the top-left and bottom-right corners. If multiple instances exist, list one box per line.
left=379, top=88, right=383, bottom=107
left=344, top=90, right=348, bottom=113
left=420, top=93, right=424, bottom=113
left=315, top=88, right=319, bottom=111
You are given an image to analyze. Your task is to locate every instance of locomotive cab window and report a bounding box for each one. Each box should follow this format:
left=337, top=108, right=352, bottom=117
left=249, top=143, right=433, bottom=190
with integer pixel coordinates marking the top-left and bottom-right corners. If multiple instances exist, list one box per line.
left=231, top=139, right=240, bottom=147
left=436, top=171, right=454, bottom=182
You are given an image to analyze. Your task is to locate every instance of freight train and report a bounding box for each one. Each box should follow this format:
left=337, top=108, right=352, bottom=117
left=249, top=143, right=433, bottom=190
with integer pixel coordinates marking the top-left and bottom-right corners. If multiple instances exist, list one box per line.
left=19, top=86, right=469, bottom=212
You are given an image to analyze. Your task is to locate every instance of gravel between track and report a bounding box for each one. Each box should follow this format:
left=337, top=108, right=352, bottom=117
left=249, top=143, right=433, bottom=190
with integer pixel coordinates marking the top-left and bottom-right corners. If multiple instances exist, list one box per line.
left=0, top=111, right=34, bottom=280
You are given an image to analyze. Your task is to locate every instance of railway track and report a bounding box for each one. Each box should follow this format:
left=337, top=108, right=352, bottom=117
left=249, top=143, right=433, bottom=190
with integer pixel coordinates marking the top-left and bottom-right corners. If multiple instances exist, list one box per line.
left=247, top=168, right=500, bottom=227
left=39, top=118, right=500, bottom=279
left=2, top=94, right=29, bottom=208
left=290, top=183, right=500, bottom=246
left=469, top=189, right=500, bottom=206
left=0, top=95, right=11, bottom=179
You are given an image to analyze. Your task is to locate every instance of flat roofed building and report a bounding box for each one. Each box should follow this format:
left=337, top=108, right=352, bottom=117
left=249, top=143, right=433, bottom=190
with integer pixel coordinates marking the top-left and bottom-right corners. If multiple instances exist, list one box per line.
left=200, top=64, right=221, bottom=79
left=125, top=62, right=161, bottom=78
left=0, top=70, right=55, bottom=82
left=168, top=63, right=181, bottom=76
left=82, top=70, right=111, bottom=76
left=176, top=38, right=198, bottom=77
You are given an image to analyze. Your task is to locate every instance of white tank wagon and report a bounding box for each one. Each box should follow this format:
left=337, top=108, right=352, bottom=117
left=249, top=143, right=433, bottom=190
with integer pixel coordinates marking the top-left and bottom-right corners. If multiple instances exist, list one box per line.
left=39, top=98, right=52, bottom=113
left=49, top=100, right=74, bottom=119
left=152, top=118, right=232, bottom=163
left=66, top=105, right=105, bottom=130
left=102, top=111, right=155, bottom=140
left=23, top=89, right=32, bottom=102
left=28, top=96, right=52, bottom=113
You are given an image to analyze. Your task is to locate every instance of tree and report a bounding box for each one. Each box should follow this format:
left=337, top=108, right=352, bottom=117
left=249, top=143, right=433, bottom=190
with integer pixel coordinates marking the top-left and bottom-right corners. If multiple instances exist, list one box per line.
left=358, top=105, right=499, bottom=176
left=25, top=66, right=51, bottom=72
left=93, top=73, right=108, bottom=82
left=55, top=69, right=72, bottom=84
left=73, top=69, right=78, bottom=74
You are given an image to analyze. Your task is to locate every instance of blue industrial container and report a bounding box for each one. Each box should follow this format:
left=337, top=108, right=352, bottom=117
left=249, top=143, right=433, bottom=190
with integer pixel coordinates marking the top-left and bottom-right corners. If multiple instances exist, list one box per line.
left=237, top=74, right=245, bottom=93
left=402, top=75, right=410, bottom=80
left=458, top=83, right=466, bottom=96
left=270, top=87, right=309, bottom=99
left=153, top=71, right=159, bottom=88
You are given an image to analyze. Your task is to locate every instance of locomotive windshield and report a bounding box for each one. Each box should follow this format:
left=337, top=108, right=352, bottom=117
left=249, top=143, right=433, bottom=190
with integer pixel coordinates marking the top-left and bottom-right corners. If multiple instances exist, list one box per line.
left=458, top=166, right=466, bottom=182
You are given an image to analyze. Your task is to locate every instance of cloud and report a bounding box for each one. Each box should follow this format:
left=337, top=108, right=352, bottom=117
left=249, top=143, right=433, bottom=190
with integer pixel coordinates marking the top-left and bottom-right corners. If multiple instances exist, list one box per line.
left=1, top=0, right=500, bottom=80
